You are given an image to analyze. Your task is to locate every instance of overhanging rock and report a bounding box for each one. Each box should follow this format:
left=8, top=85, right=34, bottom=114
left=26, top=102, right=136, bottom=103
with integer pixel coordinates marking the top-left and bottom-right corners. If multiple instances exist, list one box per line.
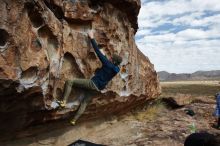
left=0, top=0, right=160, bottom=133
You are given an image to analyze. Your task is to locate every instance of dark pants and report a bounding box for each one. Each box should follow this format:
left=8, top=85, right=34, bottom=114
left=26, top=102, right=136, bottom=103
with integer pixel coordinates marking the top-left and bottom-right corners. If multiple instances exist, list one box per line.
left=63, top=78, right=99, bottom=121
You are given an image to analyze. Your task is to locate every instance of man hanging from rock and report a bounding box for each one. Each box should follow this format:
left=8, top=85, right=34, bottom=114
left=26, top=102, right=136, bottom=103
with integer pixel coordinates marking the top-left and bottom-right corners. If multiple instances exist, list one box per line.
left=57, top=30, right=122, bottom=125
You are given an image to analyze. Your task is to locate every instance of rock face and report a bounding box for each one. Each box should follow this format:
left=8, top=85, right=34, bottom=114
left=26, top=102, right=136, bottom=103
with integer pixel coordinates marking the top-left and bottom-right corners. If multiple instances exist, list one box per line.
left=0, top=0, right=160, bottom=134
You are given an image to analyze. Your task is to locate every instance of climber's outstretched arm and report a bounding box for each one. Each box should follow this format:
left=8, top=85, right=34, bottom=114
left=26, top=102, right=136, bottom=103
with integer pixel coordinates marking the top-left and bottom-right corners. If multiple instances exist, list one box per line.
left=88, top=30, right=111, bottom=65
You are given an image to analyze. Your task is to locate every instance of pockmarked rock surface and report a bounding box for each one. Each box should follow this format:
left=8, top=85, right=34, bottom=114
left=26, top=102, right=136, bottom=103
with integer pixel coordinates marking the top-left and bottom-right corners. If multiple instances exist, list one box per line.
left=0, top=0, right=160, bottom=134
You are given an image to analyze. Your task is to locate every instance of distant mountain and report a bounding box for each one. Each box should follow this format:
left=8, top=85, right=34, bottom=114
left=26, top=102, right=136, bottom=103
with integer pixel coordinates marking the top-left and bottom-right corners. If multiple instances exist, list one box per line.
left=158, top=70, right=220, bottom=81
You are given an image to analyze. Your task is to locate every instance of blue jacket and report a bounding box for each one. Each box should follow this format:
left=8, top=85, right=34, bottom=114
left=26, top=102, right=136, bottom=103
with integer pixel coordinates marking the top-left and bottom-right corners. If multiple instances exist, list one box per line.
left=90, top=39, right=120, bottom=90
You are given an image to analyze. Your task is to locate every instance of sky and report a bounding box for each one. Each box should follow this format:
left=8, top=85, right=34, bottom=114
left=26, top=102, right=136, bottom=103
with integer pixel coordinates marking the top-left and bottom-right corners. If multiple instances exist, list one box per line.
left=136, top=0, right=220, bottom=73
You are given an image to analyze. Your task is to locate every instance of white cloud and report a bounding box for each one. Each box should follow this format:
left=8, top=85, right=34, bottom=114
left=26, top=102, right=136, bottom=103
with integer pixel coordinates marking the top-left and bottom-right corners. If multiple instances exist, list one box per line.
left=138, top=0, right=220, bottom=28
left=136, top=0, right=220, bottom=73
left=176, top=29, right=208, bottom=40
left=173, top=13, right=220, bottom=27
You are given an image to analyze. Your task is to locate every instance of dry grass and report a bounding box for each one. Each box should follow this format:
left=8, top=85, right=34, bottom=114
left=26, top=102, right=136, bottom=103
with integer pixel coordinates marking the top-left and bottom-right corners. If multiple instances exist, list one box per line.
left=161, top=80, right=220, bottom=86
left=158, top=80, right=219, bottom=106
left=133, top=101, right=166, bottom=121
left=160, top=80, right=220, bottom=98
left=124, top=80, right=219, bottom=123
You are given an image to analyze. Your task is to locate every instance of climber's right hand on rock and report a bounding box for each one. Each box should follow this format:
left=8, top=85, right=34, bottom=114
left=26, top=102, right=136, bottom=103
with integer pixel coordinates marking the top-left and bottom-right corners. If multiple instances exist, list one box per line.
left=88, top=30, right=94, bottom=39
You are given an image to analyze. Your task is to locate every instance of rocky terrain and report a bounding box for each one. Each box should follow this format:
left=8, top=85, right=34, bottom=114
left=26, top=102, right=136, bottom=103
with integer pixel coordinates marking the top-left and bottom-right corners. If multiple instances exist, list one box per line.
left=0, top=0, right=160, bottom=137
left=158, top=70, right=220, bottom=81
left=1, top=96, right=219, bottom=146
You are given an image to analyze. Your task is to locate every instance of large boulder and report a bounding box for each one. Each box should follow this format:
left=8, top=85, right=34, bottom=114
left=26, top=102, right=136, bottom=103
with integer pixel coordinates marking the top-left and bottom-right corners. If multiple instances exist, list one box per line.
left=0, top=0, right=160, bottom=133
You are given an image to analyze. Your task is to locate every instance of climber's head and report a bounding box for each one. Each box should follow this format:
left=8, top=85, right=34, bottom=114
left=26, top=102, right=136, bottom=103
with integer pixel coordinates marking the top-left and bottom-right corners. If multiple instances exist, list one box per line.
left=111, top=54, right=122, bottom=66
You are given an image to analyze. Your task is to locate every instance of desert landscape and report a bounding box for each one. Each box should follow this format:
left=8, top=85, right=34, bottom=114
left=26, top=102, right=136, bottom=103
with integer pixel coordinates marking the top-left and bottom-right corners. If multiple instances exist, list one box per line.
left=0, top=0, right=220, bottom=146
left=1, top=79, right=220, bottom=146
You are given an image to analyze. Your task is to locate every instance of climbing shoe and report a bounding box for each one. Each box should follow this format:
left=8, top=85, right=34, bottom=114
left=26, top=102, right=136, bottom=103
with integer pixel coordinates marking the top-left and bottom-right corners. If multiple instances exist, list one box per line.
left=56, top=100, right=66, bottom=108
left=70, top=119, right=76, bottom=126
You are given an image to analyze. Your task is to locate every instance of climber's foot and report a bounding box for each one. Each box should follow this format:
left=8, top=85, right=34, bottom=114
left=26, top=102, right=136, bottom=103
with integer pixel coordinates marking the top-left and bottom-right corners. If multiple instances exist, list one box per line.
left=70, top=119, right=76, bottom=126
left=56, top=100, right=66, bottom=108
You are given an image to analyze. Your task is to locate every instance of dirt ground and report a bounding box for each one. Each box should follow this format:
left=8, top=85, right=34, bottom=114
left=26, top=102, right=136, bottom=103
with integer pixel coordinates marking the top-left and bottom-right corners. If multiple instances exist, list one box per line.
left=1, top=96, right=220, bottom=146
left=1, top=81, right=220, bottom=146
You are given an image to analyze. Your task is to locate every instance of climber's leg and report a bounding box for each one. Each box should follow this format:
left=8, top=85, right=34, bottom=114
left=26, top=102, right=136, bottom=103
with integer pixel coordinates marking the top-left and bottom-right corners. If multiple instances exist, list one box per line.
left=71, top=78, right=98, bottom=90
left=63, top=80, right=74, bottom=102
left=57, top=80, right=73, bottom=108
left=58, top=78, right=96, bottom=108
left=70, top=90, right=93, bottom=125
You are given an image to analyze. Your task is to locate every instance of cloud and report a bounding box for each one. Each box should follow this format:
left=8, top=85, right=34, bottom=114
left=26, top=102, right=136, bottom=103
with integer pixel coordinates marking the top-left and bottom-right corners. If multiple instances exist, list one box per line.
left=136, top=0, right=220, bottom=73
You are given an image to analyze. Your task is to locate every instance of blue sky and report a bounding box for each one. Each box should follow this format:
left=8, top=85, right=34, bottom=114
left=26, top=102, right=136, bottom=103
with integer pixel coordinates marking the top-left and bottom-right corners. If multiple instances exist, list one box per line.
left=136, top=0, right=220, bottom=73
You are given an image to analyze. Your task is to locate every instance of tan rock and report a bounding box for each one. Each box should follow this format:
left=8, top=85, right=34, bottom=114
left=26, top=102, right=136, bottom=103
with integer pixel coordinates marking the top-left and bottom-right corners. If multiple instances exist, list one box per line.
left=0, top=0, right=160, bottom=133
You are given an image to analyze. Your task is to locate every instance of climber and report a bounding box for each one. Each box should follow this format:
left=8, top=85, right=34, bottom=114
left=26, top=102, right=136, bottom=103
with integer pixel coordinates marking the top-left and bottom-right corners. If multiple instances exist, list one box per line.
left=213, top=92, right=220, bottom=129
left=57, top=30, right=122, bottom=125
